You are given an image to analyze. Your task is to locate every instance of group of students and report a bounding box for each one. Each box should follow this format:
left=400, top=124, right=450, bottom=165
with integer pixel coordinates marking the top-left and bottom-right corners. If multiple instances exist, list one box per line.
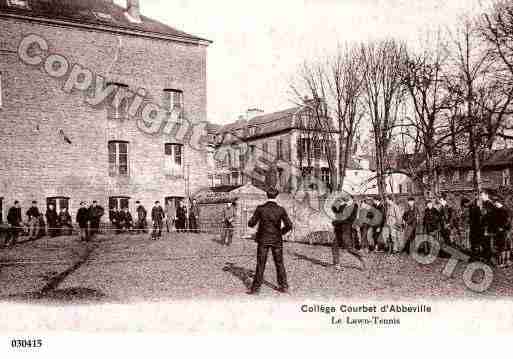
left=330, top=189, right=512, bottom=269
left=3, top=200, right=105, bottom=246
left=107, top=199, right=202, bottom=239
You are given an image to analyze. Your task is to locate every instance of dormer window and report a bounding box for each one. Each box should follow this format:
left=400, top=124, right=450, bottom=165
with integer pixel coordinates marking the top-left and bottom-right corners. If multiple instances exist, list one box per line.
left=7, top=0, right=30, bottom=9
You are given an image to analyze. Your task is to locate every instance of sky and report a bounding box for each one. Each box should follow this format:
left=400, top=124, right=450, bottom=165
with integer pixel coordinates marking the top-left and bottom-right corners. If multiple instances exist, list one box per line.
left=115, top=0, right=485, bottom=125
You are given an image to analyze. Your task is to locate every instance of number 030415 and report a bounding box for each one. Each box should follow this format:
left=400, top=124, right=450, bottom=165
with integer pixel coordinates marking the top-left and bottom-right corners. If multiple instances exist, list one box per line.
left=10, top=339, right=43, bottom=348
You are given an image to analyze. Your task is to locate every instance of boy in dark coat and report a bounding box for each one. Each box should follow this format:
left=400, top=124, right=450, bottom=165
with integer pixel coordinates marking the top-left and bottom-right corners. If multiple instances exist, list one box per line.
left=26, top=201, right=41, bottom=240
left=247, top=188, right=293, bottom=295
left=58, top=207, right=73, bottom=236
left=402, top=197, right=420, bottom=254
left=5, top=200, right=22, bottom=247
left=76, top=202, right=90, bottom=241
left=135, top=201, right=147, bottom=233
left=151, top=201, right=165, bottom=240
left=45, top=204, right=59, bottom=237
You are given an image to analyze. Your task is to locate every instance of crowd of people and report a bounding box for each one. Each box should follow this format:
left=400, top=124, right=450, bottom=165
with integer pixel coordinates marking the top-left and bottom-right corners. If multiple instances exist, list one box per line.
left=1, top=197, right=205, bottom=248
left=331, top=189, right=512, bottom=269
left=3, top=200, right=105, bottom=247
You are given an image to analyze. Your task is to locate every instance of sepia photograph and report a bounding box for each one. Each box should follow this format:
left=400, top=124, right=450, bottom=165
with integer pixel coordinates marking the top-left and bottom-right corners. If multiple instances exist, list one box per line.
left=1, top=0, right=513, bottom=352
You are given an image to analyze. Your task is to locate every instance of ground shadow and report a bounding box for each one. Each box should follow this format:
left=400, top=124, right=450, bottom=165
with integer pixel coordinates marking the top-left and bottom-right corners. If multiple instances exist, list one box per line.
left=0, top=287, right=107, bottom=305
left=210, top=236, right=226, bottom=246
left=222, top=262, right=280, bottom=291
left=291, top=251, right=364, bottom=271
left=291, top=252, right=331, bottom=268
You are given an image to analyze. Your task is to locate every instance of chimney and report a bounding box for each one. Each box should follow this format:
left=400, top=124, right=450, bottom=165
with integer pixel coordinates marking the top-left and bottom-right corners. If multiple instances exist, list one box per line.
left=126, top=0, right=141, bottom=23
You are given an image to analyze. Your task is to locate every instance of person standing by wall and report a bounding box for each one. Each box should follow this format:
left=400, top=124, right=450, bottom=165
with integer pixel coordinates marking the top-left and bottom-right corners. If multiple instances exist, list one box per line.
left=26, top=201, right=41, bottom=240
left=371, top=198, right=385, bottom=252
left=422, top=199, right=440, bottom=254
left=45, top=203, right=59, bottom=238
left=151, top=201, right=165, bottom=240
left=438, top=194, right=454, bottom=245
left=76, top=202, right=89, bottom=242
left=247, top=188, right=292, bottom=295
left=175, top=201, right=186, bottom=233
left=88, top=201, right=104, bottom=238
left=189, top=199, right=200, bottom=233
left=402, top=197, right=420, bottom=254
left=58, top=207, right=73, bottom=236
left=5, top=200, right=22, bottom=248
left=135, top=201, right=147, bottom=234
left=222, top=202, right=236, bottom=246
left=491, top=196, right=511, bottom=268
left=165, top=199, right=176, bottom=233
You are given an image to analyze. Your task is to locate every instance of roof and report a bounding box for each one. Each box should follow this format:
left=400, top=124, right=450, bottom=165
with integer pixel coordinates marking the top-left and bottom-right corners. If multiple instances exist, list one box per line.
left=438, top=148, right=513, bottom=170
left=219, top=106, right=300, bottom=136
left=215, top=103, right=338, bottom=143
left=0, top=0, right=210, bottom=44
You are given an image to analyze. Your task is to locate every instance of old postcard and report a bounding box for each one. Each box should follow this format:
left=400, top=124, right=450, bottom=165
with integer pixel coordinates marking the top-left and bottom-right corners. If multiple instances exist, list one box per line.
left=0, top=0, right=512, bottom=354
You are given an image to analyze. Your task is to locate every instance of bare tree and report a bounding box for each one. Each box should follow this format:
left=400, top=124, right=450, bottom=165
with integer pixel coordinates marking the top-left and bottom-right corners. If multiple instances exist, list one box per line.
left=290, top=47, right=364, bottom=194
left=327, top=44, right=365, bottom=191
left=360, top=39, right=407, bottom=199
left=446, top=16, right=513, bottom=194
left=399, top=34, right=459, bottom=196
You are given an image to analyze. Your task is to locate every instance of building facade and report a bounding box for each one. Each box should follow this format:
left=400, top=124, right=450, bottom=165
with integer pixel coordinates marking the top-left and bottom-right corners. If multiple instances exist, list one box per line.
left=208, top=101, right=340, bottom=196
left=0, top=0, right=211, bottom=221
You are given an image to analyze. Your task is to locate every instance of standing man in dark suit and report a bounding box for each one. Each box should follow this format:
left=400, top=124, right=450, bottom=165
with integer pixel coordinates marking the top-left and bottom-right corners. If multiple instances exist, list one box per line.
left=247, top=187, right=293, bottom=295
left=151, top=201, right=165, bottom=240
left=5, top=200, right=22, bottom=247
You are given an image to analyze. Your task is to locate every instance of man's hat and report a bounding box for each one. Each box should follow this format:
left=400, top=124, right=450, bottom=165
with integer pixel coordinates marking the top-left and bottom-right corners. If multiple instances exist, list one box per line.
left=136, top=201, right=140, bottom=204
left=32, top=200, right=37, bottom=204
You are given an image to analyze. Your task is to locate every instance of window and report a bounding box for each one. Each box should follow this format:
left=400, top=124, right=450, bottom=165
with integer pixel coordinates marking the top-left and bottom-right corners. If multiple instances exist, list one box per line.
left=108, top=141, right=129, bottom=177
left=109, top=196, right=130, bottom=211
left=453, top=170, right=460, bottom=182
left=503, top=168, right=511, bottom=186
left=164, top=143, right=183, bottom=176
left=466, top=170, right=474, bottom=182
left=439, top=173, right=446, bottom=184
left=313, top=139, right=322, bottom=159
left=299, top=138, right=311, bottom=157
left=107, top=83, right=129, bottom=120
left=398, top=184, right=403, bottom=194
left=276, top=139, right=283, bottom=159
left=0, top=197, right=3, bottom=223
left=249, top=145, right=256, bottom=159
left=262, top=142, right=268, bottom=158
left=165, top=197, right=183, bottom=211
left=321, top=168, right=331, bottom=187
left=163, top=89, right=184, bottom=117
left=0, top=72, right=3, bottom=109
left=226, top=151, right=232, bottom=168
left=248, top=126, right=256, bottom=137
left=46, top=197, right=70, bottom=214
left=231, top=171, right=240, bottom=185
left=7, top=0, right=30, bottom=9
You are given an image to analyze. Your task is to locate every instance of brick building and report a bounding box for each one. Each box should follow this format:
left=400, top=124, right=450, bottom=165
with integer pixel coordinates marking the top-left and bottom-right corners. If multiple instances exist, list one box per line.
left=0, top=0, right=211, bottom=222
left=208, top=101, right=340, bottom=196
